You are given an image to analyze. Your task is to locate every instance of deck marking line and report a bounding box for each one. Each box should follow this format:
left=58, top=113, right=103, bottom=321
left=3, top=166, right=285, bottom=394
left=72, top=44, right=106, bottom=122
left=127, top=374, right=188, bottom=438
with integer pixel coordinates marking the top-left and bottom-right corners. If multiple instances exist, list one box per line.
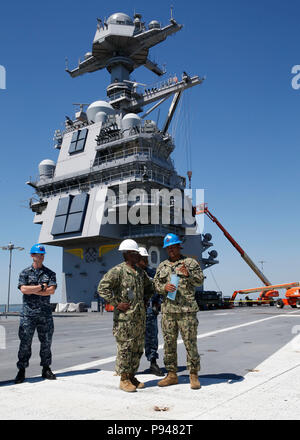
left=54, top=311, right=300, bottom=374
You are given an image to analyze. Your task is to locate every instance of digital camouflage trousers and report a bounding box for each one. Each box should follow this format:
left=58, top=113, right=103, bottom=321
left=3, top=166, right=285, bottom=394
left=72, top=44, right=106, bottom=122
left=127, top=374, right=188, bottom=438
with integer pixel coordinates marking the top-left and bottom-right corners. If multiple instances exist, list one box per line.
left=114, top=318, right=146, bottom=375
left=161, top=312, right=200, bottom=373
left=17, top=309, right=54, bottom=369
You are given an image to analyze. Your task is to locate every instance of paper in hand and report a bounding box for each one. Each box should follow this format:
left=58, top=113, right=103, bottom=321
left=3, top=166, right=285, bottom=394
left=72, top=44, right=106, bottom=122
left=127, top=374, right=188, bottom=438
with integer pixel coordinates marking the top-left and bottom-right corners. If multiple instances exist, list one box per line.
left=167, top=274, right=179, bottom=301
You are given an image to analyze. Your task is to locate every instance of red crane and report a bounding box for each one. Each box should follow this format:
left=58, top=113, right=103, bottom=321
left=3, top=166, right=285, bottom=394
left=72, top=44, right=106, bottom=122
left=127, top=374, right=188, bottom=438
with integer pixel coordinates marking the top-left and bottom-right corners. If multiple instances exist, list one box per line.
left=196, top=203, right=278, bottom=304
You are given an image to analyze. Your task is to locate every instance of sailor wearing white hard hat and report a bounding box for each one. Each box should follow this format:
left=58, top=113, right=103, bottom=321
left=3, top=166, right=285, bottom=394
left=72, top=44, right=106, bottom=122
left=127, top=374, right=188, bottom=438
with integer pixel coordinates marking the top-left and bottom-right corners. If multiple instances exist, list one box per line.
left=98, top=239, right=155, bottom=392
left=137, top=247, right=164, bottom=376
left=118, top=239, right=140, bottom=252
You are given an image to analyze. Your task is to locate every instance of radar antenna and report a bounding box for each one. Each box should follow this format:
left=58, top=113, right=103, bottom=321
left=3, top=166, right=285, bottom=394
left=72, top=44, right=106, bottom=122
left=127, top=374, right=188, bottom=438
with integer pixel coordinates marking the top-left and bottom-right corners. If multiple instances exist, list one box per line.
left=170, top=5, right=174, bottom=19
left=72, top=103, right=89, bottom=112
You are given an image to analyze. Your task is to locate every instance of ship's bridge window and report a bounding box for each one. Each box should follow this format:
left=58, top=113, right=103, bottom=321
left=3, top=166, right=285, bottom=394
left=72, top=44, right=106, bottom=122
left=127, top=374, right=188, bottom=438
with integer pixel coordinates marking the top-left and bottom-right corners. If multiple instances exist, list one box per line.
left=69, top=128, right=88, bottom=154
left=51, top=193, right=89, bottom=236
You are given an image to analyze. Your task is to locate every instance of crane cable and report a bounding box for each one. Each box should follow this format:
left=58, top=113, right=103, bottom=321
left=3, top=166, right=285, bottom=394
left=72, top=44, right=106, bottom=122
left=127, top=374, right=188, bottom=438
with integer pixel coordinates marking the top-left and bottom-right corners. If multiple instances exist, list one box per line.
left=170, top=91, right=193, bottom=184
left=209, top=267, right=222, bottom=292
left=183, top=91, right=192, bottom=175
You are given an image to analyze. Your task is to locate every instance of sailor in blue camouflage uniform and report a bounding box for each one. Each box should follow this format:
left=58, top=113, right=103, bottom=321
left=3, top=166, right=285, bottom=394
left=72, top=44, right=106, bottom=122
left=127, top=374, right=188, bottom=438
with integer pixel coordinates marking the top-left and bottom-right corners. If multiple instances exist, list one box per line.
left=137, top=247, right=164, bottom=376
left=15, top=244, right=57, bottom=384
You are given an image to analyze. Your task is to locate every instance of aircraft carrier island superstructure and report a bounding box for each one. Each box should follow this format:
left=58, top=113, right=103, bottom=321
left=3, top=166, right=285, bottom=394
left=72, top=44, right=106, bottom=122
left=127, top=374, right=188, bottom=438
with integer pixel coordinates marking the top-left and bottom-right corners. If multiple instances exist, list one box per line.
left=28, top=12, right=219, bottom=305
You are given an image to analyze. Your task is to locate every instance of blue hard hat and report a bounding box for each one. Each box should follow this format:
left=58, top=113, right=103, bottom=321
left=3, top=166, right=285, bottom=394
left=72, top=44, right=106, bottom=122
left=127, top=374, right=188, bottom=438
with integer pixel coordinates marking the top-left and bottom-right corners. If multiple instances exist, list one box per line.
left=30, top=244, right=46, bottom=254
left=163, top=233, right=182, bottom=248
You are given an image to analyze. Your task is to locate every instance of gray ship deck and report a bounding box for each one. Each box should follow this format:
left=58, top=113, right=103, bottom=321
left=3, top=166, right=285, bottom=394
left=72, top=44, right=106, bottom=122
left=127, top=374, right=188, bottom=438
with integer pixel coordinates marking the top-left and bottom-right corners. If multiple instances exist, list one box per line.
left=0, top=306, right=300, bottom=420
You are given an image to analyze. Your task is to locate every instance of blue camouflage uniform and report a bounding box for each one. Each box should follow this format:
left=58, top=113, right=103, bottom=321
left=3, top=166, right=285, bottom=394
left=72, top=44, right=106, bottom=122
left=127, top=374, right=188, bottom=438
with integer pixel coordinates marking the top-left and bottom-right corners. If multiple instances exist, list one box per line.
left=145, top=266, right=162, bottom=362
left=17, top=265, right=57, bottom=369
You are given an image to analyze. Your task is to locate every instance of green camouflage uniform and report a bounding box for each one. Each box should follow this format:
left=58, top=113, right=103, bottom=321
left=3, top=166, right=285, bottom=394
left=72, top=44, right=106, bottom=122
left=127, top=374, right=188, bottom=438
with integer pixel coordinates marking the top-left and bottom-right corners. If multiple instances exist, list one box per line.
left=154, top=256, right=204, bottom=373
left=98, top=262, right=155, bottom=375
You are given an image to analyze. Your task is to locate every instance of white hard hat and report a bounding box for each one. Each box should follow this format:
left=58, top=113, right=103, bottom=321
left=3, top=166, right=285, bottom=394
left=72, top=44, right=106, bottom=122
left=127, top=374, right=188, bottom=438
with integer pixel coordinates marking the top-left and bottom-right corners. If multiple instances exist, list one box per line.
left=138, top=247, right=149, bottom=257
left=118, top=239, right=139, bottom=252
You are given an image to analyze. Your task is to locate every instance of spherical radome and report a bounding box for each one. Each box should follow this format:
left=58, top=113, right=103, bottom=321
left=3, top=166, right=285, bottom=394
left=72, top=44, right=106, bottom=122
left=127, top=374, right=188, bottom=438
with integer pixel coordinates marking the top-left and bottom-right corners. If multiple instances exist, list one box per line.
left=149, top=20, right=160, bottom=29
left=107, top=13, right=133, bottom=26
left=86, top=100, right=115, bottom=123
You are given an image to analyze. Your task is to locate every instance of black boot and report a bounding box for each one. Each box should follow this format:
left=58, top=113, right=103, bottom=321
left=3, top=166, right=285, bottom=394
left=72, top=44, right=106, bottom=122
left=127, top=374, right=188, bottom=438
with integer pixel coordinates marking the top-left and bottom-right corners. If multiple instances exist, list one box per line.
left=14, top=368, right=25, bottom=384
left=150, top=359, right=164, bottom=376
left=42, top=367, right=56, bottom=380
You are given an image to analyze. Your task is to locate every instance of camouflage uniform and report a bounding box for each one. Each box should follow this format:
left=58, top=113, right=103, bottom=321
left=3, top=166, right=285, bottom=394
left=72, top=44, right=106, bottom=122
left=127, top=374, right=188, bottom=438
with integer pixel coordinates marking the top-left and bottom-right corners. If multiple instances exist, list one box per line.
left=154, top=256, right=204, bottom=373
left=98, top=262, right=155, bottom=375
left=144, top=266, right=161, bottom=362
left=17, top=265, right=57, bottom=369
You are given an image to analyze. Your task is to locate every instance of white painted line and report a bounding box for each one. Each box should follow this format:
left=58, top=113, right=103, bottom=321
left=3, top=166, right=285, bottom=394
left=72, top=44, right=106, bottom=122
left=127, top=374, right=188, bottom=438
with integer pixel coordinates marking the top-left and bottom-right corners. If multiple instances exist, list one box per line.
left=56, top=356, right=117, bottom=373
left=195, top=312, right=300, bottom=341
left=274, top=315, right=300, bottom=317
left=213, top=313, right=233, bottom=316
left=54, top=311, right=300, bottom=375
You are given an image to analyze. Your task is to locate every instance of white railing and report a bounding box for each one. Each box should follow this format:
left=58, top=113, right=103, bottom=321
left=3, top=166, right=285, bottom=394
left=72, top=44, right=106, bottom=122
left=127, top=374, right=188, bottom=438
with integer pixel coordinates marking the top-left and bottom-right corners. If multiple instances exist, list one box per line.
left=141, top=74, right=179, bottom=96
left=122, top=224, right=182, bottom=237
left=108, top=192, right=180, bottom=207
left=39, top=169, right=171, bottom=198
left=93, top=147, right=151, bottom=167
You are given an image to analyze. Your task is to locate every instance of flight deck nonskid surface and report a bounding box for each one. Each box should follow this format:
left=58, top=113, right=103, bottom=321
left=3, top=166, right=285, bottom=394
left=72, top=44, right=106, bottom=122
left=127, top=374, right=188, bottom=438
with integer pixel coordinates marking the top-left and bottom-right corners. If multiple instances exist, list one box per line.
left=1, top=307, right=299, bottom=420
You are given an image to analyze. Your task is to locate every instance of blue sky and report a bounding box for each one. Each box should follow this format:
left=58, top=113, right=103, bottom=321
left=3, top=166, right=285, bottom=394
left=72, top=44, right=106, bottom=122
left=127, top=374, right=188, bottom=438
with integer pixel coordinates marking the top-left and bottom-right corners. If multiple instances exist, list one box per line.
left=0, top=0, right=299, bottom=304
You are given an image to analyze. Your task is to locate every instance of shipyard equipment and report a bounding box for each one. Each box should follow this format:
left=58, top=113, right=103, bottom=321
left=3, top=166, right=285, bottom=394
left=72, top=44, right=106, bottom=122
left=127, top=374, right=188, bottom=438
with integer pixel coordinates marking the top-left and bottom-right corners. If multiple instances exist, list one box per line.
left=231, top=282, right=300, bottom=307
left=195, top=203, right=280, bottom=305
left=195, top=290, right=232, bottom=310
left=276, top=285, right=300, bottom=309
left=196, top=204, right=300, bottom=307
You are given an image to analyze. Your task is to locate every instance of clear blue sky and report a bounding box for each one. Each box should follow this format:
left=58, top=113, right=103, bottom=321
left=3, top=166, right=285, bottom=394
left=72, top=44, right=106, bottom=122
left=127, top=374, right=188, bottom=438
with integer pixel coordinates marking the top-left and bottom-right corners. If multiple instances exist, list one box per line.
left=0, top=0, right=299, bottom=304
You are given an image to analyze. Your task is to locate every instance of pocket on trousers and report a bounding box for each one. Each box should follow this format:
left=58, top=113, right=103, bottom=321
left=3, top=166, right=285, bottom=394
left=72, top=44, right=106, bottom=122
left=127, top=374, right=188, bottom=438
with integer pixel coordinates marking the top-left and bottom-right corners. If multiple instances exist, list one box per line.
left=113, top=320, right=141, bottom=342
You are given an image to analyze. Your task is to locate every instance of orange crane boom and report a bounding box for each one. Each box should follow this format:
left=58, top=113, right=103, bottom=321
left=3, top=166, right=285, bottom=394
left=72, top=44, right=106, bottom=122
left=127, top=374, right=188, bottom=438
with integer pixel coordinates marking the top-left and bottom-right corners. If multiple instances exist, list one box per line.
left=196, top=203, right=272, bottom=286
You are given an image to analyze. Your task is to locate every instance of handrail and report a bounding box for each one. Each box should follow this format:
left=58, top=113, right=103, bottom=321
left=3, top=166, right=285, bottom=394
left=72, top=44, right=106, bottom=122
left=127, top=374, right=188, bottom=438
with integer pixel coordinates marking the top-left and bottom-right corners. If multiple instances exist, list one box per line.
left=38, top=169, right=171, bottom=198
left=93, top=147, right=152, bottom=167
left=122, top=224, right=182, bottom=237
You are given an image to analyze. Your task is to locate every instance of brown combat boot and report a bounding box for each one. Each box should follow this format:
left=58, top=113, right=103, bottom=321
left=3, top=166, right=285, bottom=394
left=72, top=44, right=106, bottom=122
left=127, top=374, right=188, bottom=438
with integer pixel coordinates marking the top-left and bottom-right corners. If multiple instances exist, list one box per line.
left=130, top=375, right=145, bottom=389
left=120, top=373, right=137, bottom=392
left=190, top=371, right=201, bottom=390
left=157, top=372, right=178, bottom=387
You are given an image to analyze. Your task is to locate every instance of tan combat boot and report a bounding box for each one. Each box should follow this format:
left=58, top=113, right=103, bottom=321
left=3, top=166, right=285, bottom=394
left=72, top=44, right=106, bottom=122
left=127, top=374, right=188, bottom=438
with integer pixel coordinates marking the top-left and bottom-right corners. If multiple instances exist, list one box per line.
left=157, top=372, right=178, bottom=387
left=120, top=373, right=137, bottom=392
left=130, top=375, right=145, bottom=389
left=190, top=371, right=201, bottom=390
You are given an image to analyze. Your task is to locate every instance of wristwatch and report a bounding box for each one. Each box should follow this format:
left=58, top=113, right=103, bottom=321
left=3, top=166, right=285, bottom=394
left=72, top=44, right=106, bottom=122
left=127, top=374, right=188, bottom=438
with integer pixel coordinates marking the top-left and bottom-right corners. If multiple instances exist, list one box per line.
left=40, top=284, right=45, bottom=291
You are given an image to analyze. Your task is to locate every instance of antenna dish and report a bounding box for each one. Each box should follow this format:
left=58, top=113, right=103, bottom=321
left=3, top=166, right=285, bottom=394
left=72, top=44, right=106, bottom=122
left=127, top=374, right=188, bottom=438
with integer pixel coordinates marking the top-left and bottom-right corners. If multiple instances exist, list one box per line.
left=209, top=250, right=218, bottom=259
